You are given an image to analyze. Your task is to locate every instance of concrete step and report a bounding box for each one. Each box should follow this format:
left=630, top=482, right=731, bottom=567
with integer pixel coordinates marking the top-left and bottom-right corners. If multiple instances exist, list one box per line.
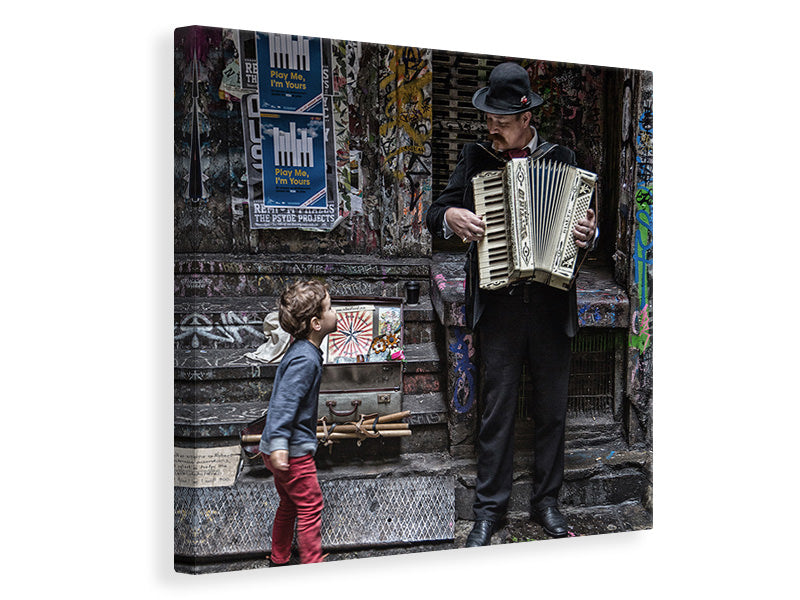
left=429, top=252, right=630, bottom=329
left=174, top=449, right=651, bottom=573
left=565, top=417, right=626, bottom=448
left=176, top=500, right=652, bottom=573
left=174, top=296, right=438, bottom=349
left=175, top=457, right=456, bottom=564
left=174, top=391, right=447, bottom=439
left=452, top=500, right=652, bottom=548
left=453, top=447, right=651, bottom=519
left=175, top=254, right=432, bottom=300
left=509, top=413, right=625, bottom=451
left=174, top=342, right=443, bottom=393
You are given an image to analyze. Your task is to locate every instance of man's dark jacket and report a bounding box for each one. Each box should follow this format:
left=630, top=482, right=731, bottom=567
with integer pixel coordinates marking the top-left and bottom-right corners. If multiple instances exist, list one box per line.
left=425, top=138, right=580, bottom=337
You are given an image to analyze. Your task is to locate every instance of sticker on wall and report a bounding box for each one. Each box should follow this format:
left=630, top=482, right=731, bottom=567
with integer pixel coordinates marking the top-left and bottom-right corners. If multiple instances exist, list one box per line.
left=378, top=306, right=401, bottom=336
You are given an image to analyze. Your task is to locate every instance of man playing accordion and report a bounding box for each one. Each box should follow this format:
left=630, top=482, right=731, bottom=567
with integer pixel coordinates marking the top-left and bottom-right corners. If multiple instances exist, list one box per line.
left=425, top=61, right=597, bottom=546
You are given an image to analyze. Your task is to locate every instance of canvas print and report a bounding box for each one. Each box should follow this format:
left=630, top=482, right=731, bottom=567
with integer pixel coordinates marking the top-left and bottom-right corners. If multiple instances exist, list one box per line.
left=174, top=24, right=653, bottom=574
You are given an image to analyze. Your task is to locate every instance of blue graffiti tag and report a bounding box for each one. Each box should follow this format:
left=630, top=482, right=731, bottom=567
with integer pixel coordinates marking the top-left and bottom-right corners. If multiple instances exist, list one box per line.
left=448, top=327, right=476, bottom=413
left=578, top=304, right=605, bottom=326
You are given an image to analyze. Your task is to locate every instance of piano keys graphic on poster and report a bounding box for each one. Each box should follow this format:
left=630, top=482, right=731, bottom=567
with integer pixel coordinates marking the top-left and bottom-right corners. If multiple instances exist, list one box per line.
left=256, top=32, right=323, bottom=114
left=260, top=113, right=327, bottom=209
left=254, top=32, right=328, bottom=213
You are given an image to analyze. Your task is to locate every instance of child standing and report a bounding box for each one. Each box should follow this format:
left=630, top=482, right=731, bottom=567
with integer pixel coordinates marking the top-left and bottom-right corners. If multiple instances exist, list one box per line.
left=259, top=280, right=337, bottom=565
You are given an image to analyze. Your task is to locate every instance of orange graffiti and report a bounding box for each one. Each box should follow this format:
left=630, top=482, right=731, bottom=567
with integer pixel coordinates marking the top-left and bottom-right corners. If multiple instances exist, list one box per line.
left=379, top=46, right=432, bottom=148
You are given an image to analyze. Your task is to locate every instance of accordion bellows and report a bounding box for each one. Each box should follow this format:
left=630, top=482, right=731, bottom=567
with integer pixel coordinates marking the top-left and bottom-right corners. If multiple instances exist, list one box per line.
left=472, top=157, right=598, bottom=291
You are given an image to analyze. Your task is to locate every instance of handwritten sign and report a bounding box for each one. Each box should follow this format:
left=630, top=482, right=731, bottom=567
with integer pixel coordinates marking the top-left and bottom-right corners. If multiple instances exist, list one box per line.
left=174, top=445, right=242, bottom=488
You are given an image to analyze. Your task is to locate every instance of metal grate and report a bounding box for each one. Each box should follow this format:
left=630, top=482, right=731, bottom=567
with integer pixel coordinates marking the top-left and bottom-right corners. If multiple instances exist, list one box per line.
left=518, top=329, right=622, bottom=419
left=175, top=475, right=454, bottom=558
left=431, top=50, right=505, bottom=201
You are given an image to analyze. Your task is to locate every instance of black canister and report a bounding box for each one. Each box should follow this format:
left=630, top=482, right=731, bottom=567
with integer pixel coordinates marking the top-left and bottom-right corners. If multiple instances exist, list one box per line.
left=405, top=281, right=420, bottom=305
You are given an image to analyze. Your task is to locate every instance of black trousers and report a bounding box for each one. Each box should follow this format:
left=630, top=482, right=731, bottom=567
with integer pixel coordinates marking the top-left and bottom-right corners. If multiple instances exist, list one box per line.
left=473, top=286, right=572, bottom=520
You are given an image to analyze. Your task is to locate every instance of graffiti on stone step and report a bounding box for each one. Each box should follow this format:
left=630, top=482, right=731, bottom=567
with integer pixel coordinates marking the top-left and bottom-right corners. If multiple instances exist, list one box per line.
left=405, top=413, right=446, bottom=426
left=175, top=312, right=265, bottom=349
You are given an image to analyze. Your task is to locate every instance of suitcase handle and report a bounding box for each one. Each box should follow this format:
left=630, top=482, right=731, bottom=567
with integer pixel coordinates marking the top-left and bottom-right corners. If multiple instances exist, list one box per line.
left=325, top=398, right=361, bottom=417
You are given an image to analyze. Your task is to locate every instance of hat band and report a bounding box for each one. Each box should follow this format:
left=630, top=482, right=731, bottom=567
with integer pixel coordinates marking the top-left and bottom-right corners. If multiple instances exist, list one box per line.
left=487, top=91, right=531, bottom=111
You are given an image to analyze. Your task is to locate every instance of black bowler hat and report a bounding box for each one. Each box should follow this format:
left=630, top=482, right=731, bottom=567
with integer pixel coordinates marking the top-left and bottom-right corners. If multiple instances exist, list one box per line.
left=472, top=62, right=543, bottom=114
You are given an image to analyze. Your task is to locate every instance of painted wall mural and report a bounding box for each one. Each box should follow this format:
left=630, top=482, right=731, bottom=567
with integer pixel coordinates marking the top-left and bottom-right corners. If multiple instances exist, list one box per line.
left=174, top=26, right=432, bottom=257
left=379, top=46, right=434, bottom=257
left=524, top=60, right=606, bottom=173
left=626, top=75, right=653, bottom=445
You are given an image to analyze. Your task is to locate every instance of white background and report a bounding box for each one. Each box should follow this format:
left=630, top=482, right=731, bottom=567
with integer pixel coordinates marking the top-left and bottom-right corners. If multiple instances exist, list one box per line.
left=3, top=1, right=798, bottom=597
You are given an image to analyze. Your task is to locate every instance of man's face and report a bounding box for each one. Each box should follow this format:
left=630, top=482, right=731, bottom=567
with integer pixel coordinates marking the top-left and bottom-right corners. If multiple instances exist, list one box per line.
left=486, top=112, right=531, bottom=152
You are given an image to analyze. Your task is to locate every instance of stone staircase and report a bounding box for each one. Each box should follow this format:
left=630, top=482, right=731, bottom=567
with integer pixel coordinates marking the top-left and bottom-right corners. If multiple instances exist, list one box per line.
left=174, top=254, right=453, bottom=573
left=174, top=252, right=652, bottom=573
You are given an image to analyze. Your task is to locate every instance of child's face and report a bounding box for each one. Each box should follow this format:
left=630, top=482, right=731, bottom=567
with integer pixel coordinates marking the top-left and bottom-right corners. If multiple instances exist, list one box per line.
left=318, top=293, right=338, bottom=336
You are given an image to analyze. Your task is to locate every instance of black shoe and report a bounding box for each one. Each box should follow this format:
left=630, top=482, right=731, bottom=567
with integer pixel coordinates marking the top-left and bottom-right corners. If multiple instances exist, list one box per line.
left=532, top=506, right=569, bottom=538
left=465, top=519, right=499, bottom=547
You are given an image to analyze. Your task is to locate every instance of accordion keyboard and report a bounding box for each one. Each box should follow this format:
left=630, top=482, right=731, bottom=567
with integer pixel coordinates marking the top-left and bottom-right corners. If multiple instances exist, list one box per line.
left=473, top=170, right=514, bottom=289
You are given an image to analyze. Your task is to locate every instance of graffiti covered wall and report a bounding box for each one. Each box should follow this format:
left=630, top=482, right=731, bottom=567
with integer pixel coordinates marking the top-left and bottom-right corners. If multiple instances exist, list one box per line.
left=174, top=26, right=432, bottom=258
left=379, top=46, right=433, bottom=257
left=619, top=70, right=653, bottom=445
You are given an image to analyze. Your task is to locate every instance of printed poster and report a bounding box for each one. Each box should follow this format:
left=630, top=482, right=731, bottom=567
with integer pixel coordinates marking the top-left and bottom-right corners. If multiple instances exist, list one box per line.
left=323, top=305, right=405, bottom=364
left=239, top=31, right=339, bottom=230
left=326, top=306, right=374, bottom=363
left=261, top=112, right=327, bottom=208
left=256, top=33, right=323, bottom=113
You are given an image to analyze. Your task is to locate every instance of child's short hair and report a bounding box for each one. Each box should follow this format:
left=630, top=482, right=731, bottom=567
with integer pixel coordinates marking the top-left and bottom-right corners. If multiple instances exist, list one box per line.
left=278, top=280, right=330, bottom=339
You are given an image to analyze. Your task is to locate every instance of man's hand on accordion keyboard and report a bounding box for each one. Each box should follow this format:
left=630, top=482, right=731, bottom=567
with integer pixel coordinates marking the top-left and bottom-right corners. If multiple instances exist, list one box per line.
left=445, top=207, right=485, bottom=243
left=573, top=208, right=597, bottom=249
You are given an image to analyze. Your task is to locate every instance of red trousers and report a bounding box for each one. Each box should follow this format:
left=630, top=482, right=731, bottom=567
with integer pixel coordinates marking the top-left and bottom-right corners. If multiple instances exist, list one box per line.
left=262, top=453, right=324, bottom=564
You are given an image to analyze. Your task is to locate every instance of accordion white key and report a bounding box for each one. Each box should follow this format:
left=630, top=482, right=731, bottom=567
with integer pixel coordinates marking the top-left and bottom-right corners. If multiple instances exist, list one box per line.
left=472, top=157, right=598, bottom=291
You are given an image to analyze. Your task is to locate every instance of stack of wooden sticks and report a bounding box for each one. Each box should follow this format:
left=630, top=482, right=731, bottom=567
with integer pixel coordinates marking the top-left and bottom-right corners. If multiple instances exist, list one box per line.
left=316, top=410, right=411, bottom=445
left=240, top=410, right=411, bottom=447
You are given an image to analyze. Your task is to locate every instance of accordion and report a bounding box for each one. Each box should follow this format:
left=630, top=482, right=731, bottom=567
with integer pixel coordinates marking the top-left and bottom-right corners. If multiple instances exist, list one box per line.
left=472, top=157, right=598, bottom=291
